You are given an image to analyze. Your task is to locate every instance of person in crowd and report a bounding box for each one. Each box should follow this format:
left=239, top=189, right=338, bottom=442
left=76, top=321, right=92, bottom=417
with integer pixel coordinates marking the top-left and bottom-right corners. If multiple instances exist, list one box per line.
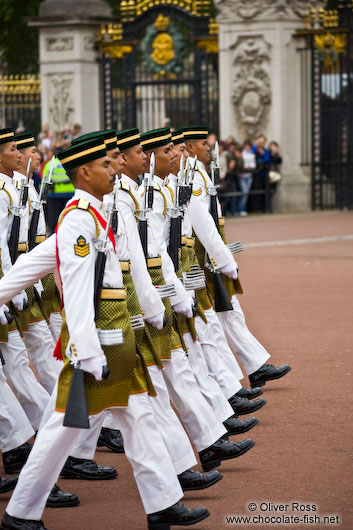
left=219, top=157, right=237, bottom=217
left=250, top=135, right=271, bottom=213
left=237, top=140, right=256, bottom=216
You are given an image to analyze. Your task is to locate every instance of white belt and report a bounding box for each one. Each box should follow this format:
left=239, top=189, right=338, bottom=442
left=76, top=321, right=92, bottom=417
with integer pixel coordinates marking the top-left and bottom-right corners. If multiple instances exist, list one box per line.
left=97, top=328, right=124, bottom=346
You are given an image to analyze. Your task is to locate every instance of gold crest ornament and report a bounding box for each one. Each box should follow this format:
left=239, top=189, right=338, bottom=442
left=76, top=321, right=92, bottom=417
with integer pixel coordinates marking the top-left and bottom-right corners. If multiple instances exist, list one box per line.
left=152, top=32, right=175, bottom=65
left=74, top=235, right=90, bottom=257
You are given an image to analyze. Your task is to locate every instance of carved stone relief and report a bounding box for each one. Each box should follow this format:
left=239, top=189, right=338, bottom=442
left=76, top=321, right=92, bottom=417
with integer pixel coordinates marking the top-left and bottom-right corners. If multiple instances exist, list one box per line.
left=46, top=37, right=74, bottom=52
left=232, top=37, right=271, bottom=137
left=84, top=36, right=95, bottom=52
left=48, top=74, right=75, bottom=131
left=215, top=0, right=325, bottom=21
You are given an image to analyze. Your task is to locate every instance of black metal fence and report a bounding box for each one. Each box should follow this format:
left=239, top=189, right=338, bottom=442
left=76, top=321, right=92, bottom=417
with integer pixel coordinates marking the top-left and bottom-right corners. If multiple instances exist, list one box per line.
left=0, top=75, right=41, bottom=136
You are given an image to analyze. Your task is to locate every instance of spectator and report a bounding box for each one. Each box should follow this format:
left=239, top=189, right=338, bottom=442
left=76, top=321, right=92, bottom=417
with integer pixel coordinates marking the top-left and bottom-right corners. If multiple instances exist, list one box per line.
left=237, top=139, right=256, bottom=216
left=250, top=134, right=271, bottom=212
left=71, top=123, right=82, bottom=139
left=43, top=141, right=74, bottom=234
left=219, top=157, right=237, bottom=217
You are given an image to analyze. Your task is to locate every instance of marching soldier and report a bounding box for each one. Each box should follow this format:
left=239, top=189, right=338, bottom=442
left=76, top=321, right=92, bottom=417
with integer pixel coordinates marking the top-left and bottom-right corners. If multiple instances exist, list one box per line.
left=184, top=126, right=291, bottom=390
left=1, top=137, right=210, bottom=530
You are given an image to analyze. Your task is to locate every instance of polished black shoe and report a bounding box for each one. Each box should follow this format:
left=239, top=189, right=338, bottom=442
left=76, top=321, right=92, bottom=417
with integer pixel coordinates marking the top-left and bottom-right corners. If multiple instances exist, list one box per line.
left=60, top=456, right=117, bottom=480
left=249, top=363, right=291, bottom=388
left=178, top=468, right=222, bottom=491
left=199, top=438, right=255, bottom=472
left=45, top=484, right=80, bottom=508
left=147, top=502, right=210, bottom=529
left=0, top=476, right=18, bottom=494
left=97, top=427, right=125, bottom=453
left=1, top=512, right=48, bottom=529
left=2, top=443, right=32, bottom=474
left=236, top=386, right=263, bottom=400
left=229, top=395, right=266, bottom=416
left=224, top=415, right=259, bottom=436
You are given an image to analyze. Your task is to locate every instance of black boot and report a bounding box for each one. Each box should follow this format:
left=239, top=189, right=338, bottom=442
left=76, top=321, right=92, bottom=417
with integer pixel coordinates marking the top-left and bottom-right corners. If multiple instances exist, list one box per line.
left=236, top=386, right=263, bottom=400
left=97, top=428, right=125, bottom=453
left=45, top=484, right=80, bottom=508
left=249, top=363, right=291, bottom=388
left=2, top=443, right=32, bottom=474
left=0, top=476, right=18, bottom=494
left=147, top=502, right=209, bottom=529
left=199, top=438, right=255, bottom=472
left=229, top=395, right=266, bottom=416
left=60, top=456, right=117, bottom=480
left=1, top=513, right=48, bottom=530
left=178, top=469, right=222, bottom=491
left=223, top=415, right=259, bottom=436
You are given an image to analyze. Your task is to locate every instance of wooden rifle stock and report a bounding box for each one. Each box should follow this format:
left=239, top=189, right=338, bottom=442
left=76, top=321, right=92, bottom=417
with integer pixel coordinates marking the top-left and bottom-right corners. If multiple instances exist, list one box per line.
left=138, top=219, right=148, bottom=261
left=28, top=209, right=40, bottom=251
left=168, top=215, right=181, bottom=272
left=9, top=216, right=20, bottom=264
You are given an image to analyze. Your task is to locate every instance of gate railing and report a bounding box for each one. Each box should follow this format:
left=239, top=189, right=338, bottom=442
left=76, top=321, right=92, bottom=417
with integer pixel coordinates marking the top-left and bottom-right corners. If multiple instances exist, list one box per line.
left=0, top=74, right=41, bottom=136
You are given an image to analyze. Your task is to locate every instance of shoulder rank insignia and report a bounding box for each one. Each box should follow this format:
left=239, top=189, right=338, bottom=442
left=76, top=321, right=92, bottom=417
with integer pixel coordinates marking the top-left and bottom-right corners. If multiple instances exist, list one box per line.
left=74, top=235, right=90, bottom=257
left=77, top=198, right=90, bottom=211
left=15, top=180, right=22, bottom=191
left=192, top=188, right=202, bottom=196
left=0, top=180, right=5, bottom=190
left=120, top=181, right=130, bottom=192
left=153, top=183, right=160, bottom=191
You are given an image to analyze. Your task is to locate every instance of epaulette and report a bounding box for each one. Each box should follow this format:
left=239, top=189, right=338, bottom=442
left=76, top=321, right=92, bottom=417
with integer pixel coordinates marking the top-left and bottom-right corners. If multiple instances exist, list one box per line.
left=77, top=198, right=90, bottom=210
left=119, top=181, right=130, bottom=192
left=153, top=183, right=161, bottom=191
left=15, top=180, right=22, bottom=191
left=0, top=180, right=5, bottom=190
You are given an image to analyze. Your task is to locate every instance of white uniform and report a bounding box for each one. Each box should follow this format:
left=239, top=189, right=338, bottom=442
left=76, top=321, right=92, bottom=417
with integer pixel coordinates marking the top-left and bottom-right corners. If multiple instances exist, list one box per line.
left=189, top=160, right=271, bottom=375
left=167, top=173, right=244, bottom=396
left=12, top=171, right=61, bottom=393
left=0, top=174, right=49, bottom=429
left=5, top=189, right=183, bottom=520
left=156, top=175, right=236, bottom=421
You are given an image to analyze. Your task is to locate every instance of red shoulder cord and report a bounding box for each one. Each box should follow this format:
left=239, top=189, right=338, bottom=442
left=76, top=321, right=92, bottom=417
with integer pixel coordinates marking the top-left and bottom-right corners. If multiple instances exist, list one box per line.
left=53, top=199, right=116, bottom=360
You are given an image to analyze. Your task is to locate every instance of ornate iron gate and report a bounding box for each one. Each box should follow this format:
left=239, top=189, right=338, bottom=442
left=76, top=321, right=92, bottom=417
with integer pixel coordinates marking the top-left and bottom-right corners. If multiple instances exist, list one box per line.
left=298, top=3, right=353, bottom=209
left=97, top=1, right=219, bottom=134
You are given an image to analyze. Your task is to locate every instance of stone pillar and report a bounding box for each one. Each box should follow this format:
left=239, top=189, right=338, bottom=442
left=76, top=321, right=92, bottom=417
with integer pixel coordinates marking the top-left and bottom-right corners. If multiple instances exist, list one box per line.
left=29, top=0, right=112, bottom=134
left=215, top=0, right=324, bottom=212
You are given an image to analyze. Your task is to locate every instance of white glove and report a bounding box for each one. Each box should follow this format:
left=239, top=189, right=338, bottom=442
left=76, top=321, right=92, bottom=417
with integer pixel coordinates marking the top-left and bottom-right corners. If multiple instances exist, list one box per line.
left=0, top=305, right=10, bottom=325
left=80, top=354, right=107, bottom=381
left=173, top=297, right=194, bottom=318
left=145, top=311, right=165, bottom=330
left=34, top=280, right=44, bottom=297
left=219, top=261, right=238, bottom=280
left=11, top=290, right=28, bottom=311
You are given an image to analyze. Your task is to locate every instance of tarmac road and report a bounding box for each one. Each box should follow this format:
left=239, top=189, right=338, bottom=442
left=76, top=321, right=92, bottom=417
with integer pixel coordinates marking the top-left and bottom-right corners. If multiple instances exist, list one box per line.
left=1, top=210, right=352, bottom=530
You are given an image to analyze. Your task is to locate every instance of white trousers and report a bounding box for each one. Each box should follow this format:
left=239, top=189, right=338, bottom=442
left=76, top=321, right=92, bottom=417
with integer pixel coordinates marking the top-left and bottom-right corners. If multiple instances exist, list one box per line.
left=23, top=320, right=61, bottom=395
left=162, top=348, right=226, bottom=452
left=6, top=393, right=183, bottom=520
left=217, top=295, right=271, bottom=375
left=0, top=367, right=35, bottom=452
left=70, top=366, right=197, bottom=475
left=49, top=312, right=62, bottom=344
left=198, top=309, right=244, bottom=396
left=183, top=332, right=234, bottom=423
left=2, top=331, right=49, bottom=431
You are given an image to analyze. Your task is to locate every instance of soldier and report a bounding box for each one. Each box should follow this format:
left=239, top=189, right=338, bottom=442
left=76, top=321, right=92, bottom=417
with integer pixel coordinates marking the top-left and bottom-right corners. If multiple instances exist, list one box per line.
left=1, top=137, right=210, bottom=530
left=184, top=126, right=291, bottom=390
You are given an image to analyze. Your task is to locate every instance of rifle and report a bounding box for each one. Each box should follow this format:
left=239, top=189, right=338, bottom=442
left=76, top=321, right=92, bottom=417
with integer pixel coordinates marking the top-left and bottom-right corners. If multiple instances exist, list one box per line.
left=138, top=152, right=155, bottom=260
left=9, top=158, right=31, bottom=264
left=63, top=200, right=115, bottom=429
left=204, top=157, right=233, bottom=312
left=111, top=177, right=119, bottom=235
left=28, top=156, right=54, bottom=251
left=167, top=154, right=183, bottom=272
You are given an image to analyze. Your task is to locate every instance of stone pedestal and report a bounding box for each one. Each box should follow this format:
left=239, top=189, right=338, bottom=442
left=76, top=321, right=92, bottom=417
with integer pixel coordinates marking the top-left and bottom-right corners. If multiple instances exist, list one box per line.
left=216, top=0, right=324, bottom=212
left=29, top=0, right=112, bottom=134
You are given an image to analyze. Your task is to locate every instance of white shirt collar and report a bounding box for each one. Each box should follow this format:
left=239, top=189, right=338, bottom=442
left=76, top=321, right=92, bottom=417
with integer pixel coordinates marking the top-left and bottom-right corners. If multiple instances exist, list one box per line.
left=121, top=173, right=139, bottom=191
left=0, top=172, right=13, bottom=184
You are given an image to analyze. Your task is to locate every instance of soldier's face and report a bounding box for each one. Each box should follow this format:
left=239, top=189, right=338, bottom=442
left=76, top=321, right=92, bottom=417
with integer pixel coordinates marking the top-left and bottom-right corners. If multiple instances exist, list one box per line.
left=0, top=141, right=22, bottom=174
left=85, top=156, right=115, bottom=199
left=173, top=142, right=189, bottom=169
left=154, top=143, right=175, bottom=178
left=193, top=139, right=210, bottom=165
left=123, top=144, right=147, bottom=178
left=21, top=146, right=41, bottom=173
left=107, top=147, right=125, bottom=177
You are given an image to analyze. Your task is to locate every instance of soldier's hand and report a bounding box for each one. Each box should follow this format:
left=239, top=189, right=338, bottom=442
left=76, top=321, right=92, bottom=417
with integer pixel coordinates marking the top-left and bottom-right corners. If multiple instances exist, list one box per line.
left=219, top=261, right=238, bottom=280
left=0, top=305, right=10, bottom=325
left=145, top=311, right=165, bottom=330
left=80, top=354, right=108, bottom=381
left=11, top=290, right=29, bottom=311
left=173, top=297, right=194, bottom=318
